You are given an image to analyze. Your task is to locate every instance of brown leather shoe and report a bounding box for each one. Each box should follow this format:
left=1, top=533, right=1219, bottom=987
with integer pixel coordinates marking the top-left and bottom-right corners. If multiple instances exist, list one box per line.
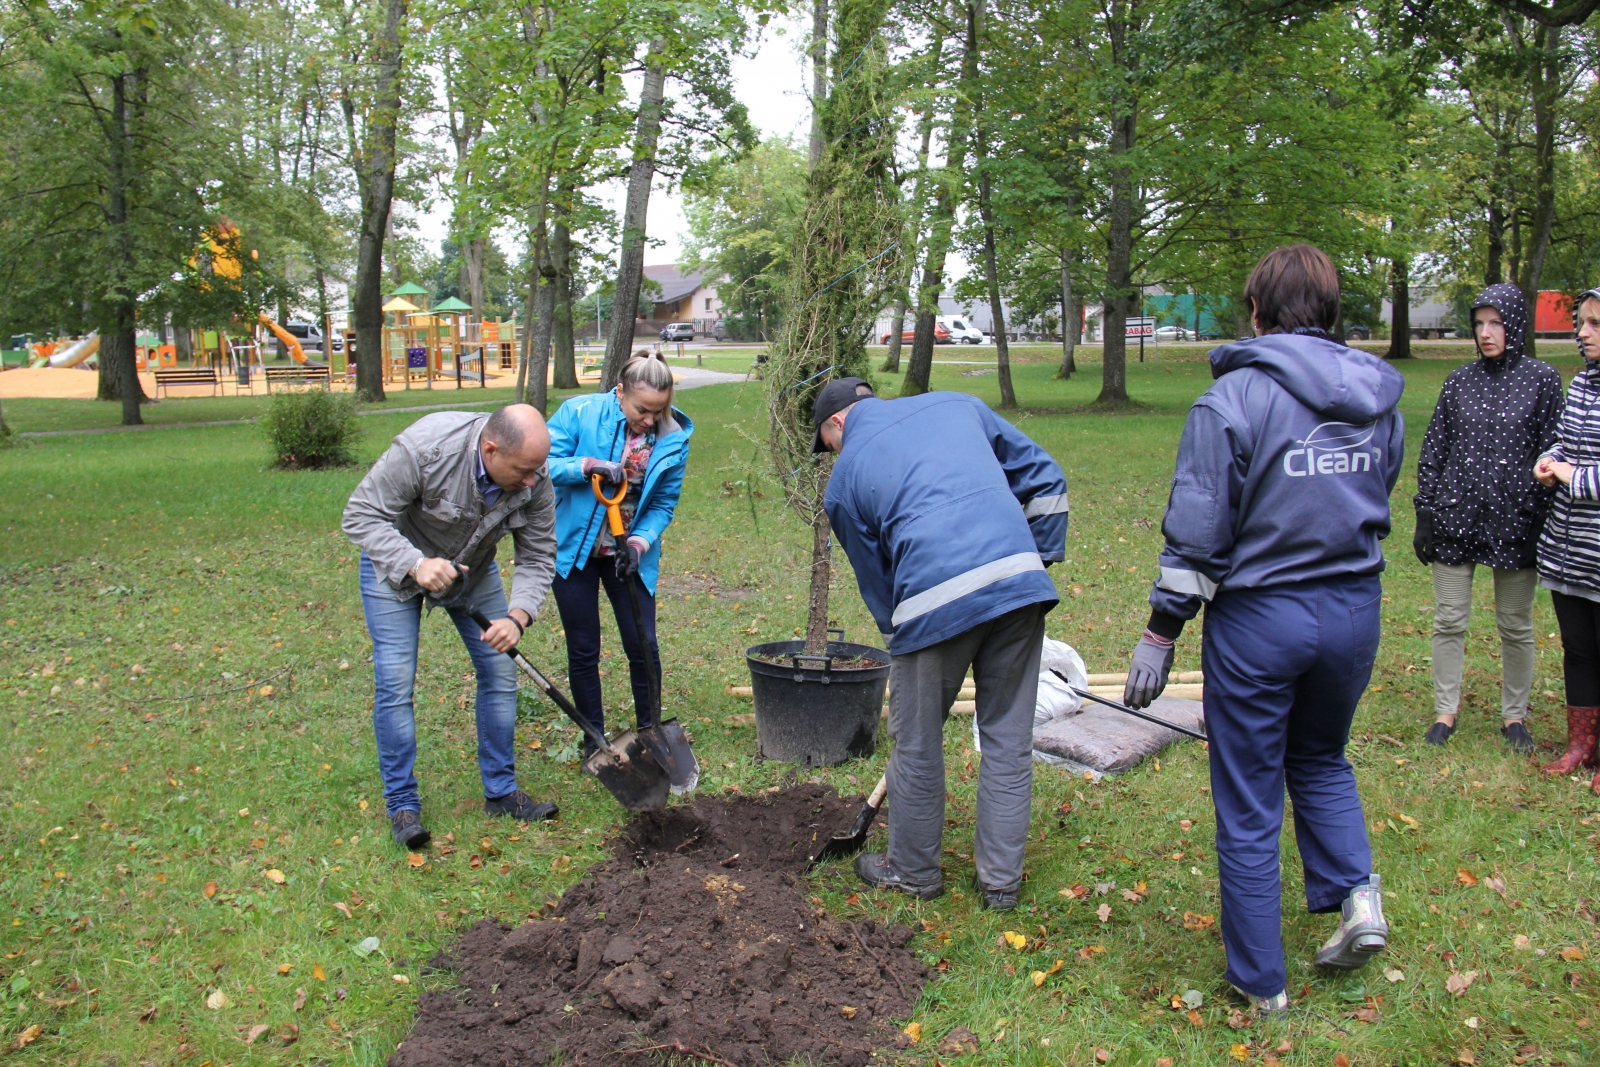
left=1542, top=706, right=1600, bottom=775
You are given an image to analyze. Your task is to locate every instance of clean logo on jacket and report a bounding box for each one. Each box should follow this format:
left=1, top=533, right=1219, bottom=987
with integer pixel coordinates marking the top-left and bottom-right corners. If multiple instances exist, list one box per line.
left=1282, top=421, right=1379, bottom=477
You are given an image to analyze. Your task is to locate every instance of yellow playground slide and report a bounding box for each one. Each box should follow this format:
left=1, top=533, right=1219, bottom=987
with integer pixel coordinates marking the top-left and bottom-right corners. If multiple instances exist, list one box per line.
left=45, top=332, right=99, bottom=368
left=257, top=313, right=323, bottom=366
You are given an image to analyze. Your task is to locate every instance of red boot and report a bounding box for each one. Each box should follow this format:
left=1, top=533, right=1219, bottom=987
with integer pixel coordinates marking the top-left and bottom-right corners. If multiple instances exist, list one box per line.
left=1542, top=706, right=1600, bottom=775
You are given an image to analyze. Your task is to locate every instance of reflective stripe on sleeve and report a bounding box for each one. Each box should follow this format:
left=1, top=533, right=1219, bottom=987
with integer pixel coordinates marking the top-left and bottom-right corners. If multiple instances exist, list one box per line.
left=1158, top=566, right=1218, bottom=600
left=891, top=552, right=1046, bottom=628
left=1024, top=492, right=1070, bottom=518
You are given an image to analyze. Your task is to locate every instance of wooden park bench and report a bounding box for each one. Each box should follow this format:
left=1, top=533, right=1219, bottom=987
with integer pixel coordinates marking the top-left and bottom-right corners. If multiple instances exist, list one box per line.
left=264, top=364, right=331, bottom=393
left=152, top=366, right=221, bottom=398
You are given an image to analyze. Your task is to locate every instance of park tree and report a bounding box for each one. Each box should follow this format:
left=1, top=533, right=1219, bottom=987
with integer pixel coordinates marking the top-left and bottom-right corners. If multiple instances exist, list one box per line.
left=767, top=0, right=901, bottom=655
left=681, top=137, right=809, bottom=342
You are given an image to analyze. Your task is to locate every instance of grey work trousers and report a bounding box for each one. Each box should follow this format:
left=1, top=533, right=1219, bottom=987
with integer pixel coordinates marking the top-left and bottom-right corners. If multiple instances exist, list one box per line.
left=885, top=602, right=1048, bottom=892
left=1431, top=563, right=1536, bottom=722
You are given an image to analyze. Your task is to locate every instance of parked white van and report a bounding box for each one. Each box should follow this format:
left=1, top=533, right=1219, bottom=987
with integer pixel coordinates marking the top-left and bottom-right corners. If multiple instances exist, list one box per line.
left=939, top=316, right=987, bottom=344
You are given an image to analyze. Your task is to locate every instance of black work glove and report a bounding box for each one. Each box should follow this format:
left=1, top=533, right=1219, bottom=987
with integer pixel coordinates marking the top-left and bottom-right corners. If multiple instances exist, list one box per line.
left=614, top=536, right=645, bottom=579
left=582, top=457, right=625, bottom=485
left=1123, top=631, right=1175, bottom=709
left=1413, top=511, right=1435, bottom=565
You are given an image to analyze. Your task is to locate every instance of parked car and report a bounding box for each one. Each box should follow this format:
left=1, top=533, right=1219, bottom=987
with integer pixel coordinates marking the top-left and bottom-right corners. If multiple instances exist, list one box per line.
left=880, top=322, right=953, bottom=345
left=1344, top=324, right=1371, bottom=341
left=661, top=322, right=695, bottom=342
left=1153, top=325, right=1193, bottom=342
left=939, top=316, right=987, bottom=344
left=712, top=320, right=726, bottom=341
left=283, top=320, right=340, bottom=352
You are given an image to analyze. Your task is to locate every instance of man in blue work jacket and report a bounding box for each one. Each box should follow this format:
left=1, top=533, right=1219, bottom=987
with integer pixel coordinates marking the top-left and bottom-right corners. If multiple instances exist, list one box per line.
left=815, top=377, right=1069, bottom=910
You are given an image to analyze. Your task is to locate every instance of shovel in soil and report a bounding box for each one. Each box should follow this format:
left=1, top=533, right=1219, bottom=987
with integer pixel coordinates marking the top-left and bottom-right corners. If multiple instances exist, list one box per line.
left=808, top=774, right=887, bottom=868
left=468, top=608, right=678, bottom=812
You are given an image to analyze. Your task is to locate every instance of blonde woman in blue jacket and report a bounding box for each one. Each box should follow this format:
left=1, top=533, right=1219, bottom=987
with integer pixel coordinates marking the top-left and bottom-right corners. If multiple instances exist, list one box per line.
left=547, top=352, right=692, bottom=756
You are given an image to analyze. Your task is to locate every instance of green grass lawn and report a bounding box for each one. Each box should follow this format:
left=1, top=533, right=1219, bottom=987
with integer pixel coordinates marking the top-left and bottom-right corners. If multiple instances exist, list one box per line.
left=1, top=355, right=1596, bottom=1066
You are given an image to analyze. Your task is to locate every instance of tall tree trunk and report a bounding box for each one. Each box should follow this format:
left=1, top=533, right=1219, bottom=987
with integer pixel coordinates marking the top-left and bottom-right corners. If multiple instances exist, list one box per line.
left=1486, top=203, right=1505, bottom=285
left=1058, top=247, right=1077, bottom=378
left=965, top=0, right=1014, bottom=408
left=880, top=53, right=940, bottom=375
left=347, top=0, right=408, bottom=402
left=462, top=237, right=486, bottom=317
left=551, top=212, right=578, bottom=390
left=174, top=324, right=193, bottom=364
left=809, top=0, right=828, bottom=170
left=522, top=229, right=557, bottom=414
left=902, top=6, right=973, bottom=397
left=1387, top=256, right=1413, bottom=360
left=1097, top=0, right=1135, bottom=405
left=1517, top=23, right=1560, bottom=358
left=602, top=45, right=666, bottom=390
left=97, top=70, right=145, bottom=424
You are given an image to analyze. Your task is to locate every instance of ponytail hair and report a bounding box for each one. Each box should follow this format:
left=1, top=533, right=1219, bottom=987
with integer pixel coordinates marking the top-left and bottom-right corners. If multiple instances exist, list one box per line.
left=619, top=348, right=676, bottom=433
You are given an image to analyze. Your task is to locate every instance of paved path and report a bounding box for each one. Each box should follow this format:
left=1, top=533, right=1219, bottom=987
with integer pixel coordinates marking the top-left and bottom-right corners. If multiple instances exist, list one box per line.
left=15, top=374, right=749, bottom=437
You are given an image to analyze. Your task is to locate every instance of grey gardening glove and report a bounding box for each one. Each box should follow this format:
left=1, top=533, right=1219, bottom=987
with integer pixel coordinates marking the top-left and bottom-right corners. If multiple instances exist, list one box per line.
left=1123, top=631, right=1175, bottom=709
left=582, top=457, right=625, bottom=485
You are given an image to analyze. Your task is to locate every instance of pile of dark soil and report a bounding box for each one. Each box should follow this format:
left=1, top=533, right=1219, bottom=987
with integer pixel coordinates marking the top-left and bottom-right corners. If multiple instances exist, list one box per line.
left=392, top=783, right=927, bottom=1067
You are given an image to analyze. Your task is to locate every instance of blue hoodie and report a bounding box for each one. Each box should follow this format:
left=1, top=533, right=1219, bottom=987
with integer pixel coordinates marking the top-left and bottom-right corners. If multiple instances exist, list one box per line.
left=1148, top=333, right=1406, bottom=626
left=825, top=392, right=1068, bottom=654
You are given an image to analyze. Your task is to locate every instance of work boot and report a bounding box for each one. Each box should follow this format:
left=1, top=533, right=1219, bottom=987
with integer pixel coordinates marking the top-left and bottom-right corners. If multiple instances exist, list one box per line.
left=971, top=872, right=1019, bottom=912
left=1231, top=986, right=1290, bottom=1017
left=1315, top=875, right=1387, bottom=970
left=1541, top=706, right=1600, bottom=775
left=1424, top=720, right=1454, bottom=746
left=1501, top=721, right=1535, bottom=752
left=484, top=789, right=559, bottom=822
left=390, top=809, right=431, bottom=851
left=854, top=852, right=942, bottom=901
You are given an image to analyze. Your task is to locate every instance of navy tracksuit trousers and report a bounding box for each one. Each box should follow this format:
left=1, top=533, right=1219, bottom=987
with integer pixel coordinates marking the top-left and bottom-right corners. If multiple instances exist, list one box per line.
left=1201, top=573, right=1379, bottom=997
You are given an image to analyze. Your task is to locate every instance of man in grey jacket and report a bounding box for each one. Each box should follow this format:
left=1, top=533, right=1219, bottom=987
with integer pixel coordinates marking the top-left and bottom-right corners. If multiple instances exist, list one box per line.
left=343, top=404, right=559, bottom=848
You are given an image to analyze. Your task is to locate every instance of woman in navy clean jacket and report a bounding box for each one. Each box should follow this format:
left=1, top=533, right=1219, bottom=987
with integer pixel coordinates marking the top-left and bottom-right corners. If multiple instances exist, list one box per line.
left=546, top=351, right=692, bottom=754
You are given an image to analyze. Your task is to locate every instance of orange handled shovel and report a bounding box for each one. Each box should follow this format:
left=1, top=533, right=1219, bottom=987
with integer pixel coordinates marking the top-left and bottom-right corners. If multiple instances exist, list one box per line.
left=591, top=472, right=628, bottom=536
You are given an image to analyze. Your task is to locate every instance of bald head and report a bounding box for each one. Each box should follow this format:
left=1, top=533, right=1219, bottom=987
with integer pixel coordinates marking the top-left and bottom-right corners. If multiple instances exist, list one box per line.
left=481, top=404, right=551, bottom=491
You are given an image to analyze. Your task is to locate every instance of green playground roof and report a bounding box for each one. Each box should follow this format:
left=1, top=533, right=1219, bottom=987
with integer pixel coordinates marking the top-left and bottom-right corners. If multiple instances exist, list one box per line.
left=389, top=281, right=429, bottom=296
left=431, top=296, right=472, bottom=313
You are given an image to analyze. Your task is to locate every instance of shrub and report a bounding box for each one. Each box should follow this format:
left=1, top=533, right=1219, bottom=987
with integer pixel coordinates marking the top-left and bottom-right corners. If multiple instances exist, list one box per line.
left=261, top=390, right=361, bottom=468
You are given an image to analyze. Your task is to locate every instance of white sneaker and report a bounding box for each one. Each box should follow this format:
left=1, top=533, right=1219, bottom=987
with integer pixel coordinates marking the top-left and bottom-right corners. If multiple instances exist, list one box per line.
left=1315, top=874, right=1388, bottom=969
left=1231, top=985, right=1290, bottom=1016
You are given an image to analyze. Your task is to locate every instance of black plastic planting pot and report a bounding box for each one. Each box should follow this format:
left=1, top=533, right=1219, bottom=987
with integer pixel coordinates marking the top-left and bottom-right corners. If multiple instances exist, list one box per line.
left=745, top=631, right=890, bottom=767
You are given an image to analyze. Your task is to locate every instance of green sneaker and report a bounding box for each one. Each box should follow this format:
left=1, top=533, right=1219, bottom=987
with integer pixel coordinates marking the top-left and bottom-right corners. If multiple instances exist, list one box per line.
left=1315, top=874, right=1388, bottom=969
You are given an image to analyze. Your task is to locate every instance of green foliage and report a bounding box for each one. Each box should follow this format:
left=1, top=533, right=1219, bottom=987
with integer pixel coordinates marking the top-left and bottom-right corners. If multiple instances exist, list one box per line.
left=683, top=137, right=809, bottom=342
left=260, top=390, right=362, bottom=469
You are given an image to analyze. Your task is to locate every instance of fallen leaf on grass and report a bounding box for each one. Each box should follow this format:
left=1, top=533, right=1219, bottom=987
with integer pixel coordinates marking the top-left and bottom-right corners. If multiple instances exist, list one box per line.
left=293, top=988, right=306, bottom=1011
left=1002, top=931, right=1027, bottom=950
left=1226, top=1010, right=1251, bottom=1030
left=1095, top=1049, right=1111, bottom=1063
left=15, top=1025, right=41, bottom=1048
left=352, top=936, right=380, bottom=958
left=1096, top=903, right=1112, bottom=923
left=1334, top=1055, right=1350, bottom=1067
left=276, top=963, right=293, bottom=975
left=902, top=1022, right=921, bottom=1043
left=1230, top=1044, right=1250, bottom=1061
left=1559, top=946, right=1585, bottom=961
left=263, top=869, right=286, bottom=885
left=1119, top=888, right=1144, bottom=903
left=1182, top=912, right=1215, bottom=931
left=1457, top=869, right=1478, bottom=887
left=937, top=1027, right=979, bottom=1055
left=1446, top=970, right=1478, bottom=996
left=333, top=902, right=354, bottom=918
left=407, top=854, right=426, bottom=869
left=1176, top=989, right=1204, bottom=1010
left=1384, top=967, right=1405, bottom=982
left=1186, top=1009, right=1204, bottom=1026
left=1484, top=874, right=1506, bottom=895
left=203, top=881, right=218, bottom=899
left=392, top=974, right=409, bottom=984
left=312, top=964, right=327, bottom=982
left=1044, top=959, right=1063, bottom=975
left=1453, top=1050, right=1476, bottom=1065
left=245, top=1024, right=269, bottom=1044
left=206, top=990, right=231, bottom=1010
left=1059, top=884, right=1089, bottom=900
left=1513, top=935, right=1531, bottom=950
left=1077, top=945, right=1105, bottom=960
left=1156, top=1060, right=1173, bottom=1067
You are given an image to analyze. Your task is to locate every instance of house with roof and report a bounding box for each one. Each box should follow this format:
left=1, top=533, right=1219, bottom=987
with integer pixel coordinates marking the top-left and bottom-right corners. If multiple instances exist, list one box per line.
left=640, top=264, right=722, bottom=337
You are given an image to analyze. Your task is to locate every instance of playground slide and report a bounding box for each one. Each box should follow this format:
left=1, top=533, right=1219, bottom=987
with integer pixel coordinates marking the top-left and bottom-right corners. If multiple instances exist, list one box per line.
left=47, top=333, right=99, bottom=368
left=257, top=313, right=325, bottom=367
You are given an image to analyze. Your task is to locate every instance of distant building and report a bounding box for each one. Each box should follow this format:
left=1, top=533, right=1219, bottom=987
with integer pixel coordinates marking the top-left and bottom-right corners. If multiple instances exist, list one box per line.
left=642, top=265, right=722, bottom=337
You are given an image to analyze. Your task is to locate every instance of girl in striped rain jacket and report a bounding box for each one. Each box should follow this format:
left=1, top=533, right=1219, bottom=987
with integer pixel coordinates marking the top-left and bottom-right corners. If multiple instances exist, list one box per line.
left=1534, top=286, right=1600, bottom=792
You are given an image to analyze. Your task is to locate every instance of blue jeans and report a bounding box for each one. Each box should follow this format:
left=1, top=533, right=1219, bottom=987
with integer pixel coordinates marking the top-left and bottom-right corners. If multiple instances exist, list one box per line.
left=358, top=554, right=520, bottom=815
left=550, top=555, right=659, bottom=741
left=1202, top=574, right=1380, bottom=997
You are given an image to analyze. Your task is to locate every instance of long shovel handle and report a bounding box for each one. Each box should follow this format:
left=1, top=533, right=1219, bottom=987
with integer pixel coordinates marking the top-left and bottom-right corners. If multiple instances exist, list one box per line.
left=623, top=572, right=662, bottom=724
left=1056, top=672, right=1208, bottom=741
left=467, top=608, right=615, bottom=756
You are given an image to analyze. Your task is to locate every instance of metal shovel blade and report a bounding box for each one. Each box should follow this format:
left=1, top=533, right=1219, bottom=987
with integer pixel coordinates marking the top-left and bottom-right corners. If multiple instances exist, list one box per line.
left=641, top=718, right=700, bottom=795
left=581, top=729, right=673, bottom=812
